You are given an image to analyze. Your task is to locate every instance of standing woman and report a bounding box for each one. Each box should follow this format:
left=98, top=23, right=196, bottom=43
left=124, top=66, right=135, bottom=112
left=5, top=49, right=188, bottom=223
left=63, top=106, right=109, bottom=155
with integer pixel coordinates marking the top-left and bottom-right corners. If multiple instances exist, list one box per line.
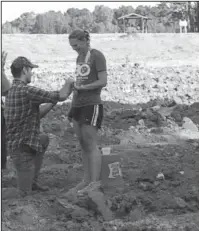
left=68, top=30, right=107, bottom=193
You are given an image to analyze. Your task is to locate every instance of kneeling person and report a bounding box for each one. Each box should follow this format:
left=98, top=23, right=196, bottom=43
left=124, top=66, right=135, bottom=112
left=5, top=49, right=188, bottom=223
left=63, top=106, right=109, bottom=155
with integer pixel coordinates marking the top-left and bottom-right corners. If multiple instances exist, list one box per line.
left=4, top=56, right=73, bottom=196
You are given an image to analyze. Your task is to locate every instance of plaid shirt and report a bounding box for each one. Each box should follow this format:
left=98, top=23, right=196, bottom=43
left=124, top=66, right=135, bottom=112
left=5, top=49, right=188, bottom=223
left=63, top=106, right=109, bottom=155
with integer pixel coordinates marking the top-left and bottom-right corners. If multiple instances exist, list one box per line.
left=4, top=79, right=60, bottom=153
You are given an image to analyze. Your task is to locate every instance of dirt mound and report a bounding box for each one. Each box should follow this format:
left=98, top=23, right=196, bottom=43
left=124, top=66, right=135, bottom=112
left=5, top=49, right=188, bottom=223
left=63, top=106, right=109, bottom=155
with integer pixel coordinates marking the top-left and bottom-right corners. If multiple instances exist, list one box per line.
left=2, top=100, right=199, bottom=231
left=102, top=100, right=199, bottom=131
left=2, top=34, right=199, bottom=230
left=171, top=102, right=199, bottom=126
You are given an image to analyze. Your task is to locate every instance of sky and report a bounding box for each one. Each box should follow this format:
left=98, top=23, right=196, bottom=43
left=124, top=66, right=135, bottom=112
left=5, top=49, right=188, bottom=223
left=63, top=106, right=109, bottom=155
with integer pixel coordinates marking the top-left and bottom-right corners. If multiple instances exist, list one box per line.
left=2, top=1, right=159, bottom=23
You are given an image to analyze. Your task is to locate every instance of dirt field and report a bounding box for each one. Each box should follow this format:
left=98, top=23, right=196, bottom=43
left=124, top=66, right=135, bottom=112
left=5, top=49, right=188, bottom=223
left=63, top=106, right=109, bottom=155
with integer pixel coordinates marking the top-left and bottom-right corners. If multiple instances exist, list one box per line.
left=2, top=33, right=199, bottom=230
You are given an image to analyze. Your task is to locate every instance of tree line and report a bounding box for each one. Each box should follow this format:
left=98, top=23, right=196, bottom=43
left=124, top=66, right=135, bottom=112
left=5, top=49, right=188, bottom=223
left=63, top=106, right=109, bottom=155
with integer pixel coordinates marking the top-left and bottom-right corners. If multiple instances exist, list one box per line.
left=2, top=2, right=199, bottom=34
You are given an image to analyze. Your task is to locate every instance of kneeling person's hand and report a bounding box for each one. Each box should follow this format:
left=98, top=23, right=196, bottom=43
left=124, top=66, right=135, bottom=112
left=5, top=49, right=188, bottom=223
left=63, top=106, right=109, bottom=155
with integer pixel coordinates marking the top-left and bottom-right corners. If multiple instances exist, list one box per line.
left=59, top=79, right=74, bottom=101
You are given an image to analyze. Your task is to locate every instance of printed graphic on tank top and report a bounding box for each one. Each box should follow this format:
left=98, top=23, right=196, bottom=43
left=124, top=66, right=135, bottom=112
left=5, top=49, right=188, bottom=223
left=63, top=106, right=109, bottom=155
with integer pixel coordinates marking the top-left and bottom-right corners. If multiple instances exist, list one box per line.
left=72, top=49, right=102, bottom=107
left=75, top=49, right=92, bottom=86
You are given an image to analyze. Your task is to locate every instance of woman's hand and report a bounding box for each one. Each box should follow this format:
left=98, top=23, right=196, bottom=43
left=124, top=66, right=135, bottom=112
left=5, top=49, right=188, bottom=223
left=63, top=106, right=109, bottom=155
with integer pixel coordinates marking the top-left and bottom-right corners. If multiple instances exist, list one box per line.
left=73, top=83, right=86, bottom=91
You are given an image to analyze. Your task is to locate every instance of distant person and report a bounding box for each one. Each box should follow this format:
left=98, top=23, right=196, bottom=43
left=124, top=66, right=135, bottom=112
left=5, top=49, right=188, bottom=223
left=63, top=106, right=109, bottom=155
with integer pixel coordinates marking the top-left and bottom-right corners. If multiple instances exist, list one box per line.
left=1, top=51, right=11, bottom=170
left=4, top=55, right=74, bottom=197
left=68, top=29, right=107, bottom=194
left=179, top=18, right=188, bottom=33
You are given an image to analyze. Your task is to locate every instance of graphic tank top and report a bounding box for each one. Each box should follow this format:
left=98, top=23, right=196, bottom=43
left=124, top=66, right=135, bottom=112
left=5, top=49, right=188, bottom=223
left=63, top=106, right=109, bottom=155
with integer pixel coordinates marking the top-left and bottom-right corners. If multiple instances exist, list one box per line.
left=72, top=49, right=103, bottom=107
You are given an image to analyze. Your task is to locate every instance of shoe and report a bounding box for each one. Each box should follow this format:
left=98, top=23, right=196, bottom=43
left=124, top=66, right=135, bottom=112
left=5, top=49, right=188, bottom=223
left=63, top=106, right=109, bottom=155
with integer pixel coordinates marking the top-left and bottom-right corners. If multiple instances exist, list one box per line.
left=65, top=180, right=89, bottom=197
left=78, top=181, right=101, bottom=195
left=75, top=180, right=89, bottom=191
left=32, top=183, right=49, bottom=192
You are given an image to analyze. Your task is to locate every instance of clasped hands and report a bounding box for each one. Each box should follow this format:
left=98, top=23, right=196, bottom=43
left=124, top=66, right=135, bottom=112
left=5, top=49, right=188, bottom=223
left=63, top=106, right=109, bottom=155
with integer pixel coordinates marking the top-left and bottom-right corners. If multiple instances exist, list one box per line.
left=63, top=79, right=86, bottom=94
left=59, top=79, right=86, bottom=100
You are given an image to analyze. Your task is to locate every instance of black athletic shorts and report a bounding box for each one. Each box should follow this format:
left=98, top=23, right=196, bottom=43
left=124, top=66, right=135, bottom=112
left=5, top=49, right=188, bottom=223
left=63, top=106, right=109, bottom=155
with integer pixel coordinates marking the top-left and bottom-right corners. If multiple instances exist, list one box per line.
left=68, top=104, right=103, bottom=129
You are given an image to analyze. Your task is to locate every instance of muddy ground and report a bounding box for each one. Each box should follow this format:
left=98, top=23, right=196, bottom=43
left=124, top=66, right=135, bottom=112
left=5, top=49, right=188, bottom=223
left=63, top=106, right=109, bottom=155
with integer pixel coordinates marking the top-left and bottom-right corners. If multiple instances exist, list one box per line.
left=2, top=33, right=199, bottom=230
left=2, top=100, right=199, bottom=231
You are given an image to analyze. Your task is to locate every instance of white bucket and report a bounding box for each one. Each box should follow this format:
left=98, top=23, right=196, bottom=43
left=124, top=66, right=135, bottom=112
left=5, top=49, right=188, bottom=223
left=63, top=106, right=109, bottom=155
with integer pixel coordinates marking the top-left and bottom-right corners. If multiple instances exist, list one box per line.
left=101, top=147, right=111, bottom=155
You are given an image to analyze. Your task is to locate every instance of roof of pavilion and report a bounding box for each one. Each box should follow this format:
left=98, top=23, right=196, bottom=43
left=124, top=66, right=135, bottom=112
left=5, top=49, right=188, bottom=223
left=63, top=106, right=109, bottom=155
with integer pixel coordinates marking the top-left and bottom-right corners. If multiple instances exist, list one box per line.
left=118, top=13, right=151, bottom=20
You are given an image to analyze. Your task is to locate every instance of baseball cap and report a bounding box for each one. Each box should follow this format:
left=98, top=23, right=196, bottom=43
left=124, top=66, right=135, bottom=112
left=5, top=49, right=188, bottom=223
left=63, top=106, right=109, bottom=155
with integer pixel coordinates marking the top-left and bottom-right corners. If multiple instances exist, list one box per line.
left=11, top=56, right=39, bottom=69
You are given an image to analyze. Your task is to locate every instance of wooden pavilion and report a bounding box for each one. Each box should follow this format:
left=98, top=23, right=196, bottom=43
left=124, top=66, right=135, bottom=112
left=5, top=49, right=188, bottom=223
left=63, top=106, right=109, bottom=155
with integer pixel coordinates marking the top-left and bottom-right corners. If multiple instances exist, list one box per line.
left=118, top=13, right=151, bottom=33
